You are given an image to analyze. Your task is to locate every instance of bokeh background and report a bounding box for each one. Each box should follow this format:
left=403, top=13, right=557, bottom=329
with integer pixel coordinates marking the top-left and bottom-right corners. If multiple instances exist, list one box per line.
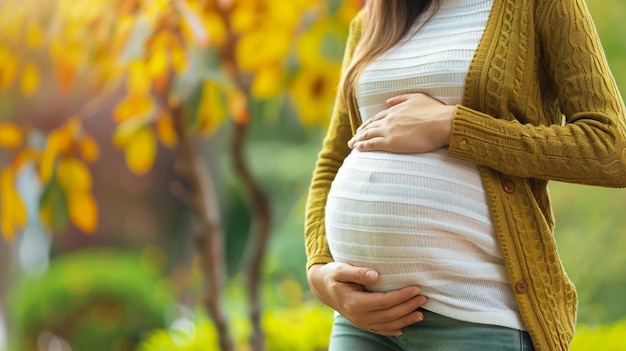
left=0, top=0, right=624, bottom=350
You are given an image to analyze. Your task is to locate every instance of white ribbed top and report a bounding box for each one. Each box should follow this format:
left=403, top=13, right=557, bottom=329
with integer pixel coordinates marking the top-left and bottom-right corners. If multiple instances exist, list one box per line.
left=326, top=0, right=525, bottom=330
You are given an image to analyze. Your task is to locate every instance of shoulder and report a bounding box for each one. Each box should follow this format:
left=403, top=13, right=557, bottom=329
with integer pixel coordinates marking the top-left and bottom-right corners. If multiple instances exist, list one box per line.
left=534, top=0, right=594, bottom=25
left=348, top=9, right=366, bottom=38
left=343, top=9, right=367, bottom=56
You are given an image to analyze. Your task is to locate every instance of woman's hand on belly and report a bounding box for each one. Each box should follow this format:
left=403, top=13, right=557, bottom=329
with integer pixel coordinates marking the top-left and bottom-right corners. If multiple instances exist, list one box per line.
left=348, top=93, right=454, bottom=154
left=307, top=262, right=428, bottom=336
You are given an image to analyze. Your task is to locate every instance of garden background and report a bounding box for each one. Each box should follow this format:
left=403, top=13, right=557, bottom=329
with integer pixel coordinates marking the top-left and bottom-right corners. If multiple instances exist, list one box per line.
left=0, top=0, right=625, bottom=350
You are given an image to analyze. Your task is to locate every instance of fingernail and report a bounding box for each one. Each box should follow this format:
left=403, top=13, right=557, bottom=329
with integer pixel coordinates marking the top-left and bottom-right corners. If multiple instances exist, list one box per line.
left=365, top=270, right=378, bottom=280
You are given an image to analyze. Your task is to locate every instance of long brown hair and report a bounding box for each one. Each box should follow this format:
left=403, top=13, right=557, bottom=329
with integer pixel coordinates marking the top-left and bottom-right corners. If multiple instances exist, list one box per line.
left=339, top=0, right=438, bottom=113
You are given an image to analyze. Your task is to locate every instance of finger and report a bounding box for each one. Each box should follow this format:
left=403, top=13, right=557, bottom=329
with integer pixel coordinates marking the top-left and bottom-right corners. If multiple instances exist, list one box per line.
left=357, top=110, right=387, bottom=133
left=369, top=309, right=426, bottom=336
left=352, top=123, right=385, bottom=141
left=349, top=125, right=382, bottom=148
left=334, top=263, right=380, bottom=285
left=344, top=286, right=423, bottom=317
left=361, top=295, right=426, bottom=335
left=352, top=137, right=388, bottom=151
left=357, top=301, right=426, bottom=336
left=372, top=295, right=428, bottom=323
left=386, top=93, right=420, bottom=106
left=370, top=286, right=425, bottom=311
left=355, top=122, right=369, bottom=134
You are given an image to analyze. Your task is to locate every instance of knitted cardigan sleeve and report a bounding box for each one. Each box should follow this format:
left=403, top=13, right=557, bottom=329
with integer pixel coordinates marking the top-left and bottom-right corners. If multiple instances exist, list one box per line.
left=447, top=0, right=626, bottom=187
left=304, top=13, right=363, bottom=269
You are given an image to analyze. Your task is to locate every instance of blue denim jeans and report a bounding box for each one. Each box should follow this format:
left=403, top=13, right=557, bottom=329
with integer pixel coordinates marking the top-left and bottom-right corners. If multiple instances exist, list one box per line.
left=329, top=309, right=535, bottom=351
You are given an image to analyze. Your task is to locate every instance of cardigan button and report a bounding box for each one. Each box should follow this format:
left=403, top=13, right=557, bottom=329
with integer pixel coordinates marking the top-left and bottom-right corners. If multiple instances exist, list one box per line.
left=516, top=280, right=528, bottom=293
left=503, top=180, right=515, bottom=193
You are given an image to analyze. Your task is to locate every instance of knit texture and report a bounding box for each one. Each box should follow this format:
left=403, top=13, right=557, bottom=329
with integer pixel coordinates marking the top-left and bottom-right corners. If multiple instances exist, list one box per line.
left=324, top=0, right=524, bottom=330
left=305, top=0, right=626, bottom=350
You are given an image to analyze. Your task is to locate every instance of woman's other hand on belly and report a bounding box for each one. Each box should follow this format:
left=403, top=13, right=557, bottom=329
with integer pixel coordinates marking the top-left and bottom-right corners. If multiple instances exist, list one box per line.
left=348, top=93, right=455, bottom=154
left=307, top=262, right=428, bottom=336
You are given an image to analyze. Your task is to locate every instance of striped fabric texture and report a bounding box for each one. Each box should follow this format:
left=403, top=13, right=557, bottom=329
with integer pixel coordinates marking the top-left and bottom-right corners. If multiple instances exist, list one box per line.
left=325, top=0, right=525, bottom=330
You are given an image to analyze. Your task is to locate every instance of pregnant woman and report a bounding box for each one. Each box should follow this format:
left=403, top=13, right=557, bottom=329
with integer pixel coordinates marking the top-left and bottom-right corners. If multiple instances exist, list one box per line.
left=304, top=0, right=626, bottom=350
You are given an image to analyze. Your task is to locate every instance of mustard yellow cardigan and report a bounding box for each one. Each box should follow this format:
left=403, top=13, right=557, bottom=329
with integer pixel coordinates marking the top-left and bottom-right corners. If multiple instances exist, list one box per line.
left=304, top=0, right=626, bottom=350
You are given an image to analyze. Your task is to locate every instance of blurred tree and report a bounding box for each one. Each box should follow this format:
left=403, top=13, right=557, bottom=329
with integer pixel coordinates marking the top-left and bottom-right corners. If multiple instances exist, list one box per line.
left=2, top=0, right=623, bottom=350
left=0, top=0, right=362, bottom=350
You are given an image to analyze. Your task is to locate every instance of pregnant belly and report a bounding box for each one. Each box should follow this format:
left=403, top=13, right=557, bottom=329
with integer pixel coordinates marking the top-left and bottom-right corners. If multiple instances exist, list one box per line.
left=325, top=149, right=501, bottom=292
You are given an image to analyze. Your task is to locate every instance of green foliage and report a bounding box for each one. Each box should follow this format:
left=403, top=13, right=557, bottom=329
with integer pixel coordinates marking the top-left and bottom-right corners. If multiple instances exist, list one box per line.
left=571, top=320, right=626, bottom=350
left=551, top=183, right=626, bottom=324
left=138, top=276, right=334, bottom=351
left=138, top=301, right=334, bottom=351
left=263, top=303, right=334, bottom=351
left=137, top=318, right=222, bottom=351
left=8, top=248, right=173, bottom=351
left=39, top=179, right=70, bottom=233
left=586, top=0, right=626, bottom=86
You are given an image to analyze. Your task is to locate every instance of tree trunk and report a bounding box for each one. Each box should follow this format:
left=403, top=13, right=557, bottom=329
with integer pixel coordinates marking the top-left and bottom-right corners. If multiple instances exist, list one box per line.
left=171, top=105, right=234, bottom=351
left=232, top=122, right=271, bottom=351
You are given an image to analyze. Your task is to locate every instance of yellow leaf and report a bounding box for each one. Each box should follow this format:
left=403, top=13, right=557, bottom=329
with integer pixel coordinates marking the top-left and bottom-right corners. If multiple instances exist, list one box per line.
left=236, top=28, right=291, bottom=71
left=177, top=0, right=210, bottom=47
left=296, top=19, right=332, bottom=66
left=267, top=2, right=302, bottom=27
left=55, top=58, right=77, bottom=93
left=230, top=3, right=256, bottom=34
left=196, top=82, right=226, bottom=135
left=155, top=112, right=177, bottom=148
left=57, top=118, right=82, bottom=151
left=0, top=45, right=19, bottom=90
left=149, top=31, right=177, bottom=50
left=112, top=110, right=153, bottom=147
left=111, top=15, right=136, bottom=56
left=39, top=118, right=80, bottom=182
left=147, top=48, right=168, bottom=79
left=67, top=191, right=98, bottom=234
left=251, top=65, right=282, bottom=99
left=25, top=20, right=45, bottom=49
left=12, top=187, right=27, bottom=232
left=124, top=127, right=157, bottom=175
left=20, top=61, right=40, bottom=97
left=203, top=12, right=227, bottom=46
left=289, top=63, right=340, bottom=126
left=0, top=7, right=26, bottom=46
left=78, top=135, right=100, bottom=163
left=113, top=93, right=154, bottom=123
left=0, top=123, right=23, bottom=149
left=127, top=61, right=151, bottom=95
left=49, top=39, right=82, bottom=69
left=227, top=90, right=250, bottom=125
left=170, top=45, right=188, bottom=73
left=57, top=158, right=92, bottom=193
left=145, top=0, right=170, bottom=19
left=44, top=118, right=80, bottom=165
left=13, top=148, right=41, bottom=172
left=0, top=169, right=13, bottom=240
left=40, top=133, right=60, bottom=183
left=0, top=168, right=27, bottom=241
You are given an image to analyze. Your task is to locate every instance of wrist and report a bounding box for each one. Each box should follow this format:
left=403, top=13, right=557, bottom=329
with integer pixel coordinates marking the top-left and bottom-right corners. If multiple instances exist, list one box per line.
left=307, top=264, right=325, bottom=296
left=440, top=105, right=455, bottom=146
